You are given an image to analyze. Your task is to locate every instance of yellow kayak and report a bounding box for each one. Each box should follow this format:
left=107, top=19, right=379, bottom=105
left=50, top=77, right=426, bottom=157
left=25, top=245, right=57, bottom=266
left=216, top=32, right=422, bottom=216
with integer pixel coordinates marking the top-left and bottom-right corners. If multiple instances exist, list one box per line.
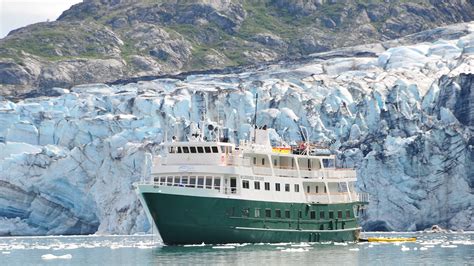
left=366, top=237, right=416, bottom=242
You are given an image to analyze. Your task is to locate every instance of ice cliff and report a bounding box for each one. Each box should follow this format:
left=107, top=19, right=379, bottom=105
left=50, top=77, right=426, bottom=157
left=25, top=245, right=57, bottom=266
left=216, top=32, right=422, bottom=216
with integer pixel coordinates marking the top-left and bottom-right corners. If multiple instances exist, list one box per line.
left=0, top=22, right=473, bottom=235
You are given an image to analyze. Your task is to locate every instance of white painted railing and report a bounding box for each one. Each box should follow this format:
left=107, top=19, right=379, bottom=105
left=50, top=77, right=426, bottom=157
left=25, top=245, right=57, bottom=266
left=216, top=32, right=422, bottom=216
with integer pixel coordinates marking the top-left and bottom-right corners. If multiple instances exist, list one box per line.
left=252, top=166, right=356, bottom=179
left=357, top=192, right=370, bottom=202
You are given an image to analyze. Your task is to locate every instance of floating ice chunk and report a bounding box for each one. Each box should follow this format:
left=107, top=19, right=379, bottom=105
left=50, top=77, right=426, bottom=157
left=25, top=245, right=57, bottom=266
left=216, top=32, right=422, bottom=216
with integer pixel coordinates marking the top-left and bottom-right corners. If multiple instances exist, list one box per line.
left=2, top=251, right=11, bottom=254
left=183, top=242, right=205, bottom=247
left=41, top=254, right=72, bottom=260
left=212, top=246, right=235, bottom=249
left=281, top=248, right=309, bottom=252
left=440, top=244, right=458, bottom=248
left=401, top=245, right=410, bottom=251
left=420, top=247, right=428, bottom=251
left=268, top=242, right=290, bottom=246
left=291, top=243, right=311, bottom=247
left=333, top=242, right=348, bottom=246
left=349, top=248, right=360, bottom=251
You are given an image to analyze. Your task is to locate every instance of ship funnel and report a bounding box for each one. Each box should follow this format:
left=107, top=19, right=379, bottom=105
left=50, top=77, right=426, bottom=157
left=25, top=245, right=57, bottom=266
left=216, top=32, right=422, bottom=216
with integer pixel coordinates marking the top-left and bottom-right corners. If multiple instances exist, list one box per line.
left=250, top=126, right=271, bottom=147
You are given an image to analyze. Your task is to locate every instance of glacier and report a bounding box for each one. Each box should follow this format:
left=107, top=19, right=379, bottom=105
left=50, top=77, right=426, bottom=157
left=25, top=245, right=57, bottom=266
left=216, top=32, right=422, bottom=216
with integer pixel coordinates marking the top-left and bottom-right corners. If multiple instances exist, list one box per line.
left=0, top=22, right=473, bottom=235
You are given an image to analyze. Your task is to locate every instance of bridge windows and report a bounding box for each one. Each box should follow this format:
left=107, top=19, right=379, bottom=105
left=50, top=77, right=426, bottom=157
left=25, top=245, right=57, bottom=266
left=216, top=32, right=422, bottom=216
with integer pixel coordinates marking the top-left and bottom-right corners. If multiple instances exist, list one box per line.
left=189, top=176, right=196, bottom=187
left=265, top=209, right=271, bottom=218
left=205, top=176, right=213, bottom=189
left=242, top=180, right=250, bottom=189
left=254, top=181, right=261, bottom=190
left=255, top=208, right=261, bottom=218
left=214, top=178, right=221, bottom=190
left=190, top=147, right=197, bottom=153
left=275, top=209, right=282, bottom=218
left=264, top=182, right=270, bottom=191
left=285, top=184, right=290, bottom=192
left=197, top=146, right=204, bottom=153
left=197, top=176, right=204, bottom=188
left=204, top=146, right=211, bottom=153
left=275, top=183, right=281, bottom=191
left=294, top=184, right=300, bottom=192
left=212, top=146, right=218, bottom=153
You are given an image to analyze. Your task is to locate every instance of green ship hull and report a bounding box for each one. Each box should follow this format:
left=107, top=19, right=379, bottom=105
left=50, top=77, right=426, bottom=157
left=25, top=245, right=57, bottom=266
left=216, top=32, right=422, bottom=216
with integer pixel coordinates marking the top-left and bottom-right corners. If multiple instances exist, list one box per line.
left=142, top=192, right=364, bottom=245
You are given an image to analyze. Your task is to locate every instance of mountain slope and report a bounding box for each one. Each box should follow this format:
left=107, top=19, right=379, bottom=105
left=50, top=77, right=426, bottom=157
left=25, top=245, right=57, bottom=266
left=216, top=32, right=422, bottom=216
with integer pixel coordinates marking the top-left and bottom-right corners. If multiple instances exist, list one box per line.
left=1, top=0, right=473, bottom=97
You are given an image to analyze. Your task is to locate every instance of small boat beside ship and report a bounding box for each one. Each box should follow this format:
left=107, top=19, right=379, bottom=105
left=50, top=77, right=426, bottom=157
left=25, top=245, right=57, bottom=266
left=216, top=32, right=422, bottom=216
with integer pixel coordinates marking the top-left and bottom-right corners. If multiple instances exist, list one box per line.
left=135, top=125, right=369, bottom=245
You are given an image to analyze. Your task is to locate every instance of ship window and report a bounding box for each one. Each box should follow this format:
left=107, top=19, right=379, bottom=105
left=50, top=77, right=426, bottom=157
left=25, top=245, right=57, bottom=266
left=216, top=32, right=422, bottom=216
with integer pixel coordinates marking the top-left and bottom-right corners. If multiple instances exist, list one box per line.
left=205, top=176, right=213, bottom=189
left=285, top=184, right=290, bottom=192
left=242, top=208, right=250, bottom=217
left=190, top=147, right=197, bottom=153
left=346, top=210, right=351, bottom=218
left=214, top=177, right=221, bottom=191
left=197, top=146, right=204, bottom=153
left=174, top=176, right=180, bottom=186
left=298, top=210, right=302, bottom=219
left=310, top=211, right=316, bottom=219
left=183, top=147, right=189, bottom=153
left=307, top=186, right=310, bottom=193
left=167, top=176, right=173, bottom=186
left=264, top=182, right=270, bottom=191
left=204, top=146, right=211, bottom=153
left=197, top=176, right=204, bottom=188
left=154, top=176, right=159, bottom=183
left=181, top=176, right=189, bottom=187
left=189, top=176, right=196, bottom=188
left=338, top=211, right=343, bottom=219
left=320, top=211, right=325, bottom=219
left=265, top=209, right=271, bottom=218
left=253, top=157, right=256, bottom=165
left=262, top=158, right=265, bottom=165
left=324, top=186, right=327, bottom=193
left=285, top=210, right=290, bottom=219
left=230, top=177, right=237, bottom=193
left=275, top=209, right=281, bottom=218
left=159, top=177, right=166, bottom=185
left=329, top=211, right=334, bottom=219
left=242, top=180, right=250, bottom=189
left=275, top=183, right=281, bottom=191
left=212, top=146, right=218, bottom=153
left=177, top=147, right=182, bottom=153
left=254, top=181, right=260, bottom=190
left=169, top=147, right=175, bottom=153
left=323, top=159, right=335, bottom=168
left=291, top=159, right=294, bottom=168
left=316, top=186, right=319, bottom=193
left=294, top=184, right=300, bottom=192
left=255, top=208, right=261, bottom=218
left=273, top=159, right=277, bottom=166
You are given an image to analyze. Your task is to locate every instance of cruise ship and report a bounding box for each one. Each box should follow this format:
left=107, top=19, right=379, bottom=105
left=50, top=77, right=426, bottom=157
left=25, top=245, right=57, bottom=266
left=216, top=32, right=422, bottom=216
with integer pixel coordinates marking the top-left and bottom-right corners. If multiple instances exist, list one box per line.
left=136, top=127, right=369, bottom=245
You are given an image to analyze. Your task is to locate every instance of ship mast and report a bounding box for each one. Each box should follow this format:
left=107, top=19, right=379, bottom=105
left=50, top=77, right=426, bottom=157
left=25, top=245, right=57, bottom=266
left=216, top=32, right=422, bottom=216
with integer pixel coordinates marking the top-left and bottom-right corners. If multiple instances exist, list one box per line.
left=253, top=93, right=258, bottom=143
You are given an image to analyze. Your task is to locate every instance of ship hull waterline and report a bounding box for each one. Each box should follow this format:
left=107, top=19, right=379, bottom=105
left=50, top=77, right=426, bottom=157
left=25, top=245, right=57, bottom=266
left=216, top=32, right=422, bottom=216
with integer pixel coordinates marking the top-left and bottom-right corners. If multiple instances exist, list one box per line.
left=141, top=191, right=364, bottom=245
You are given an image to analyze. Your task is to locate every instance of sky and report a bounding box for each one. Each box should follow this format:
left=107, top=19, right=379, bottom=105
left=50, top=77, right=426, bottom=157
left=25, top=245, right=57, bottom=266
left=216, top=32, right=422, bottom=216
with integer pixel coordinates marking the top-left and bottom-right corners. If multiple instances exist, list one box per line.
left=0, top=0, right=83, bottom=38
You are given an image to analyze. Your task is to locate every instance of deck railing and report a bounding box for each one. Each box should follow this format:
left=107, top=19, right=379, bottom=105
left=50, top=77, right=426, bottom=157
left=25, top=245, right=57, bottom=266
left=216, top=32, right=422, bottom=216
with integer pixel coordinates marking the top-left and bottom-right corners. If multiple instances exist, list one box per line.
left=251, top=166, right=356, bottom=179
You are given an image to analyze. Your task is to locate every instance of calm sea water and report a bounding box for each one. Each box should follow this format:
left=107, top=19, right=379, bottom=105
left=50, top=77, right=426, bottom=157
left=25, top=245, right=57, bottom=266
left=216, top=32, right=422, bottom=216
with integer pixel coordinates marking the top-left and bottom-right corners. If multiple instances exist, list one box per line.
left=0, top=232, right=472, bottom=265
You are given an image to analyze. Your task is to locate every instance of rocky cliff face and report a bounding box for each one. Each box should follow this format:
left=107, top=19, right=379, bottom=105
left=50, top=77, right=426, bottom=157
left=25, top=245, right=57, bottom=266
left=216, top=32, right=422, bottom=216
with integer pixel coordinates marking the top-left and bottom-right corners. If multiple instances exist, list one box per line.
left=1, top=0, right=473, bottom=97
left=0, top=21, right=472, bottom=235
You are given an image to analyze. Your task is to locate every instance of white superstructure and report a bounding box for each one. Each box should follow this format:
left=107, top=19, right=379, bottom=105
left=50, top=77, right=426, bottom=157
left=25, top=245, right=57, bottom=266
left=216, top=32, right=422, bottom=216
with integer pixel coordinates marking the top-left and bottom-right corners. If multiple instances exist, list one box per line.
left=140, top=128, right=369, bottom=205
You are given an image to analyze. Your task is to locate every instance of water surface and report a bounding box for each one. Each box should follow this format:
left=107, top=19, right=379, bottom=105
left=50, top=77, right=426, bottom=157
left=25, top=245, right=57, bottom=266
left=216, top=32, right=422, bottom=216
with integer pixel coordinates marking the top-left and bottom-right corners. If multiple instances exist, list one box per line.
left=0, top=232, right=472, bottom=265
